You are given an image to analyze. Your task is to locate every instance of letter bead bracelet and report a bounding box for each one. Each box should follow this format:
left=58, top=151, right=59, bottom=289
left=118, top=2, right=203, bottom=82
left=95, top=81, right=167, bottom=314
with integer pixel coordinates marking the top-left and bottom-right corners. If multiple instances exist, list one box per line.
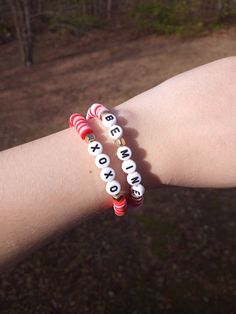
left=69, top=103, right=145, bottom=216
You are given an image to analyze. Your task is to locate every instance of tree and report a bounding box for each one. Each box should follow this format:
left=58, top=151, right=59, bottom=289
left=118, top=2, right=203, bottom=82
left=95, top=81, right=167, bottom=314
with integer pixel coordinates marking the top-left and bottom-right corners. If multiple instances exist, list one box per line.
left=9, top=0, right=33, bottom=67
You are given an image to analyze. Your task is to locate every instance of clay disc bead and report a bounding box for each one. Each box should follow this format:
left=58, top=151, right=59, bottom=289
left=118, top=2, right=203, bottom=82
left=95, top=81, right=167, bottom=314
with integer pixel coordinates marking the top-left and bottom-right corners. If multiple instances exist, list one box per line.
left=108, top=125, right=123, bottom=140
left=95, top=153, right=110, bottom=169
left=102, top=113, right=117, bottom=128
left=88, top=141, right=103, bottom=156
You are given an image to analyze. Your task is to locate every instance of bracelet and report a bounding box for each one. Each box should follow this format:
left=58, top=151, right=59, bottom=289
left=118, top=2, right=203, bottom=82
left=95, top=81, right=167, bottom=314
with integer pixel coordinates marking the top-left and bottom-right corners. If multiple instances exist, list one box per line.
left=86, top=103, right=145, bottom=208
left=68, top=113, right=127, bottom=217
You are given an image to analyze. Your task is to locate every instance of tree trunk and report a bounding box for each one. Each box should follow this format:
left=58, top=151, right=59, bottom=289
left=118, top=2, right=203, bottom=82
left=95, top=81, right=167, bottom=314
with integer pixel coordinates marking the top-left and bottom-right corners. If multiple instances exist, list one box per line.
left=9, top=0, right=33, bottom=67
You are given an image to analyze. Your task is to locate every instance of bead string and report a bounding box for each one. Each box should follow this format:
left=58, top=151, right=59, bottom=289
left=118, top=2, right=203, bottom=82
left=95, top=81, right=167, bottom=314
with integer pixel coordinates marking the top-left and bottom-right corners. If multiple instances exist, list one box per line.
left=86, top=103, right=145, bottom=208
left=69, top=113, right=127, bottom=216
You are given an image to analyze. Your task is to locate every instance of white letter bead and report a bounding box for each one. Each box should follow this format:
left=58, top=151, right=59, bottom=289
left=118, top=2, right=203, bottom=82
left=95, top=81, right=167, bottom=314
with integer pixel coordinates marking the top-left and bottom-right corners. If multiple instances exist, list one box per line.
left=131, top=184, right=145, bottom=197
left=102, top=113, right=117, bottom=128
left=108, top=125, right=123, bottom=140
left=122, top=159, right=136, bottom=174
left=117, top=146, right=132, bottom=161
left=100, top=167, right=116, bottom=182
left=106, top=180, right=121, bottom=196
left=95, top=153, right=110, bottom=169
left=88, top=141, right=103, bottom=156
left=127, top=171, right=142, bottom=186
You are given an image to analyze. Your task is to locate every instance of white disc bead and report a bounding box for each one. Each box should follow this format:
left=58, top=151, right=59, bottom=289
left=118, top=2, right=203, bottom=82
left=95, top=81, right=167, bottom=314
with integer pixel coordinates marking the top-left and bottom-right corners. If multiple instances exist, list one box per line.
left=95, top=153, right=110, bottom=169
left=88, top=141, right=103, bottom=156
left=131, top=184, right=145, bottom=198
left=108, top=125, right=123, bottom=140
left=100, top=167, right=116, bottom=182
left=102, top=113, right=117, bottom=128
left=122, top=159, right=136, bottom=174
left=117, top=146, right=132, bottom=161
left=106, top=180, right=121, bottom=196
left=127, top=171, right=142, bottom=186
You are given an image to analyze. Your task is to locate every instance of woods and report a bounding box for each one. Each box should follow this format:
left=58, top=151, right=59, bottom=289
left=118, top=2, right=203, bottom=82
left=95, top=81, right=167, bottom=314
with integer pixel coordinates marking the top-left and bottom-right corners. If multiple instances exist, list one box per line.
left=1, top=0, right=236, bottom=66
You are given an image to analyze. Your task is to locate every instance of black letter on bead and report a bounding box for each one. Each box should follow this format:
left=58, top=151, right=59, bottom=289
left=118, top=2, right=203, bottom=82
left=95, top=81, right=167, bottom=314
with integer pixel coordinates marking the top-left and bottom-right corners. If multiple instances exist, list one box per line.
left=104, top=170, right=113, bottom=179
left=105, top=115, right=114, bottom=121
left=111, top=127, right=120, bottom=137
left=99, top=157, right=107, bottom=165
left=126, top=164, right=134, bottom=170
left=120, top=149, right=131, bottom=159
left=131, top=176, right=140, bottom=185
left=132, top=188, right=140, bottom=196
left=110, top=185, right=118, bottom=193
left=91, top=143, right=100, bottom=152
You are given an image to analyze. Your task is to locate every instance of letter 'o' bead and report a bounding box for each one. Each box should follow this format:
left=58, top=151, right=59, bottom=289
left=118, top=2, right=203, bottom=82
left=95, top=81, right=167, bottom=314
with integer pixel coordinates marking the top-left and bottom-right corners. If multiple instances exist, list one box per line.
left=88, top=141, right=103, bottom=156
left=127, top=171, right=142, bottom=186
left=102, top=113, right=117, bottom=128
left=108, top=125, right=123, bottom=140
left=106, top=180, right=121, bottom=196
left=95, top=153, right=110, bottom=169
left=100, top=167, right=116, bottom=182
left=122, top=159, right=136, bottom=174
left=117, top=146, right=132, bottom=161
left=131, top=183, right=145, bottom=197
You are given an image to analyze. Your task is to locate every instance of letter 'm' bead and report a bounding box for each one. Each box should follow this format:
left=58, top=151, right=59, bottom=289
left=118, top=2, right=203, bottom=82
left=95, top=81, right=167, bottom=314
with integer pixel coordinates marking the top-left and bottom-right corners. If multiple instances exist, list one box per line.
left=117, top=146, right=132, bottom=161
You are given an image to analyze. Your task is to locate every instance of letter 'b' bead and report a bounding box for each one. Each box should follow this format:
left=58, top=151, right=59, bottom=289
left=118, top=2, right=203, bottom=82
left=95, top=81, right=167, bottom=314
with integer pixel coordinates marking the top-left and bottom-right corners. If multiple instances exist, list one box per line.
left=106, top=180, right=121, bottom=196
left=88, top=141, right=103, bottom=156
left=127, top=171, right=142, bottom=186
left=95, top=153, right=110, bottom=169
left=102, top=113, right=117, bottom=128
left=108, top=125, right=123, bottom=140
left=100, top=167, right=116, bottom=182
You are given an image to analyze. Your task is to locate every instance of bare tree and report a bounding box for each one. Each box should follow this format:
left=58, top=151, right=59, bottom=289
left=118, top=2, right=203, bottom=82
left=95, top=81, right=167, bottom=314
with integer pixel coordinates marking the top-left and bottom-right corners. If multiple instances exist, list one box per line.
left=9, top=0, right=33, bottom=67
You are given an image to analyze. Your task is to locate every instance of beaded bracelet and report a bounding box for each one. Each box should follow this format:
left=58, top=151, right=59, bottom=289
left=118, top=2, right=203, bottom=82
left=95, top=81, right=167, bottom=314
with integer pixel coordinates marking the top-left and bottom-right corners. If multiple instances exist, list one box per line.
left=86, top=103, right=145, bottom=208
left=68, top=113, right=127, bottom=216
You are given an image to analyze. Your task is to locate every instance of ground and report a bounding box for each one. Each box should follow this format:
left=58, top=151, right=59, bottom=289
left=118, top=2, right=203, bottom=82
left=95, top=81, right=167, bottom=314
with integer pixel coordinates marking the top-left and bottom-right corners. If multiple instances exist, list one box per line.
left=1, top=27, right=236, bottom=313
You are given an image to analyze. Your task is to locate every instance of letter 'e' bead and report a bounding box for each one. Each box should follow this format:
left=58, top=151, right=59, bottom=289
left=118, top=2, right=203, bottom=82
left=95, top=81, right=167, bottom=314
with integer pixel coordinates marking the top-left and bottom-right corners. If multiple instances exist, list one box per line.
left=108, top=125, right=123, bottom=140
left=95, top=153, right=110, bottom=169
left=100, top=167, right=116, bottom=182
left=127, top=171, right=142, bottom=186
left=88, top=141, right=103, bottom=156
left=122, top=159, right=136, bottom=174
left=102, top=113, right=117, bottom=128
left=117, top=146, right=132, bottom=161
left=131, top=183, right=145, bottom=197
left=106, top=180, right=121, bottom=196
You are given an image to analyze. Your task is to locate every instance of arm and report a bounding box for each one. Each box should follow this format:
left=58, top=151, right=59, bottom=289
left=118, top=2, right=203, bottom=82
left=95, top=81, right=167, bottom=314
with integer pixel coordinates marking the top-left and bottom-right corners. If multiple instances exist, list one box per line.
left=1, top=57, right=236, bottom=269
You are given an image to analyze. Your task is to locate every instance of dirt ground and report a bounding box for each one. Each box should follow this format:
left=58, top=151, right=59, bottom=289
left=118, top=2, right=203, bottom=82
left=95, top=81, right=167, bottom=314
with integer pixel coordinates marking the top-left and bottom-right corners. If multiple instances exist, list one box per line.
left=1, top=27, right=236, bottom=313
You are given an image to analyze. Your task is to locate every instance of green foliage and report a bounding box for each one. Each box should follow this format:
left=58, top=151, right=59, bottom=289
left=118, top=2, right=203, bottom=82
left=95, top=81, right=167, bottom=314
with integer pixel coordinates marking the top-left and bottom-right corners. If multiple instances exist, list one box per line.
left=130, top=0, right=236, bottom=36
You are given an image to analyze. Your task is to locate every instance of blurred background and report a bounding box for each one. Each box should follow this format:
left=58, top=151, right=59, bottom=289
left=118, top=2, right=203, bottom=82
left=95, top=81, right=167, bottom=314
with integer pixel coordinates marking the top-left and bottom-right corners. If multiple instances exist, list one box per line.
left=1, top=0, right=236, bottom=313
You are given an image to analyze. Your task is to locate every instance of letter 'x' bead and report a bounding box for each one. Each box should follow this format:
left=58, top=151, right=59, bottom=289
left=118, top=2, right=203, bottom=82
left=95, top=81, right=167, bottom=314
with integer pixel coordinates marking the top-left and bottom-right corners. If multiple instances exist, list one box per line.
left=88, top=141, right=103, bottom=156
left=100, top=167, right=116, bottom=182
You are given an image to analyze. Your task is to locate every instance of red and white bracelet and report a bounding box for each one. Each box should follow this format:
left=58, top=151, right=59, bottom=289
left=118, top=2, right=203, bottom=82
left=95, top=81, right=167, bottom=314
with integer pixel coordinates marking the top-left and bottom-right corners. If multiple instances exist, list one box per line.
left=86, top=103, right=145, bottom=209
left=68, top=113, right=127, bottom=216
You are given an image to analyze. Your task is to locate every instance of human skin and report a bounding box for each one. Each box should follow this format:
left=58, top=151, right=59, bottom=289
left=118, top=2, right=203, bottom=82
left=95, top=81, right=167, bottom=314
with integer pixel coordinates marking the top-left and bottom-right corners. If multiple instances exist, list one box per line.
left=0, top=57, right=236, bottom=270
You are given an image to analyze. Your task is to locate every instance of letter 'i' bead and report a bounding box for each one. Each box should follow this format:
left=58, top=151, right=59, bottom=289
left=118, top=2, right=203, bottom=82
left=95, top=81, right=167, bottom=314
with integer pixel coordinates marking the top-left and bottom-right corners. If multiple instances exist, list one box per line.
left=122, top=159, right=136, bottom=174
